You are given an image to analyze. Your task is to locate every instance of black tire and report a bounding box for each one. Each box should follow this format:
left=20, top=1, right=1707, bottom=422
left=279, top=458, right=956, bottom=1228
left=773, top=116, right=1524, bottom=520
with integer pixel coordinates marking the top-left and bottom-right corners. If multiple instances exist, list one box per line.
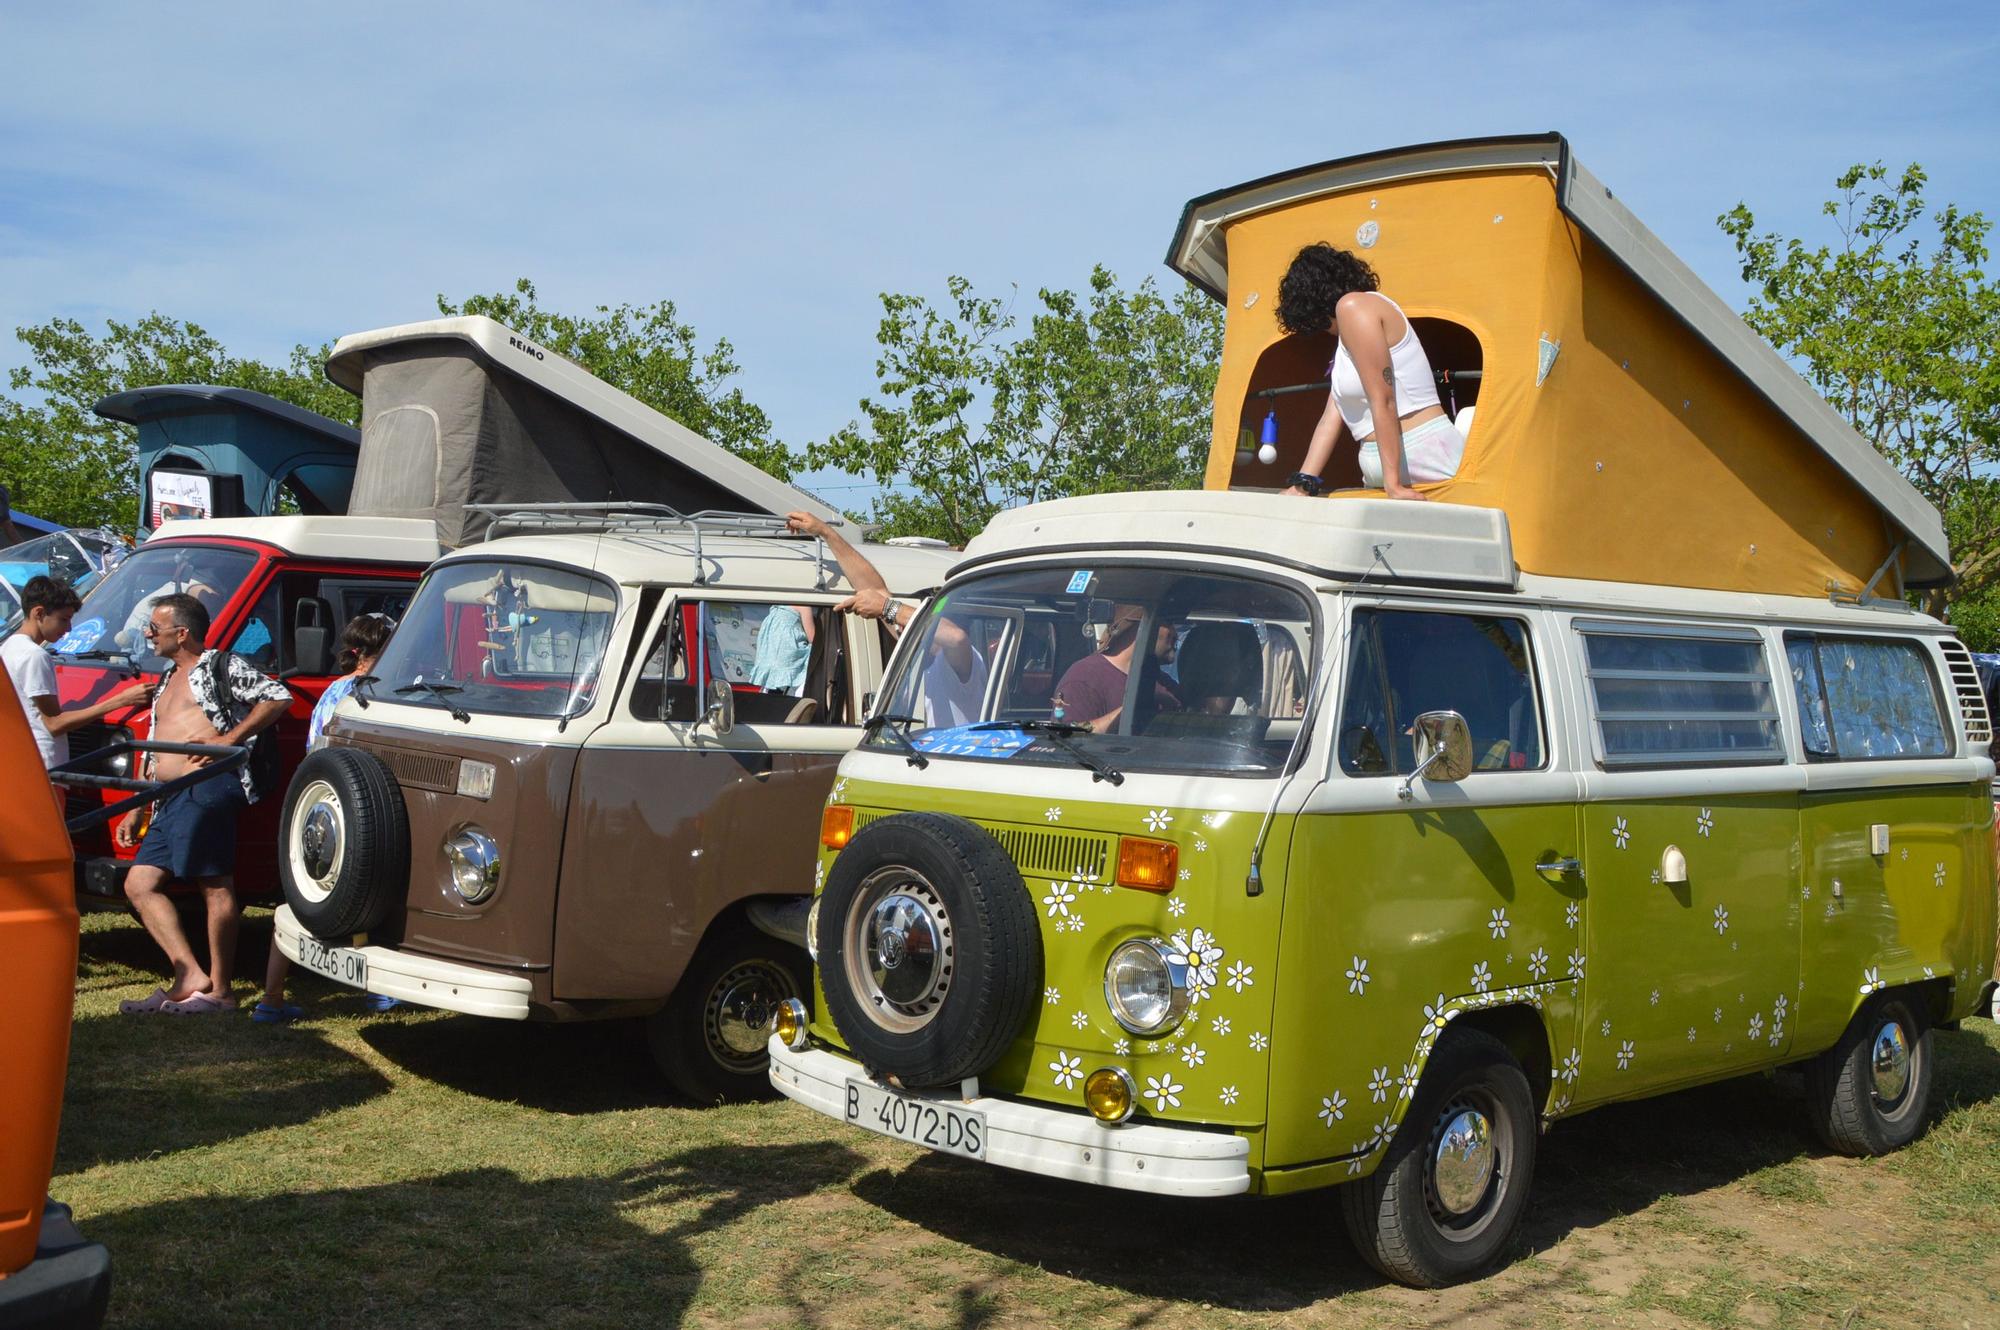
left=278, top=747, right=409, bottom=938
left=647, top=921, right=808, bottom=1104
left=1340, top=1029, right=1537, bottom=1288
left=817, top=812, right=1040, bottom=1088
left=1803, top=993, right=1933, bottom=1156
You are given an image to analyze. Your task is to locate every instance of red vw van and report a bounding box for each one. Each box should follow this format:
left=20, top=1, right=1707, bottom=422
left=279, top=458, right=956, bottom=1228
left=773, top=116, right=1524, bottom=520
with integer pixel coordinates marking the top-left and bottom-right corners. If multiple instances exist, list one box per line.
left=52, top=515, right=438, bottom=903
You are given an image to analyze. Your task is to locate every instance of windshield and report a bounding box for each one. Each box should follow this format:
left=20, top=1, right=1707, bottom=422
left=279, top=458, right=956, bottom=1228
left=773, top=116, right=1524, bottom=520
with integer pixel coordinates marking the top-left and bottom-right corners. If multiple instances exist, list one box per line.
left=373, top=560, right=619, bottom=720
left=868, top=564, right=1318, bottom=778
left=53, top=543, right=259, bottom=670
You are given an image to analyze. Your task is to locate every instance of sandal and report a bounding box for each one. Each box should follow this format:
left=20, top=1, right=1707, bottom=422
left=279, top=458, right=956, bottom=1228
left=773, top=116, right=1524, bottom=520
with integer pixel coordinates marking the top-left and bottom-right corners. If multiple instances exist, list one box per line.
left=161, top=992, right=231, bottom=1015
left=251, top=1001, right=305, bottom=1024
left=119, top=988, right=179, bottom=1015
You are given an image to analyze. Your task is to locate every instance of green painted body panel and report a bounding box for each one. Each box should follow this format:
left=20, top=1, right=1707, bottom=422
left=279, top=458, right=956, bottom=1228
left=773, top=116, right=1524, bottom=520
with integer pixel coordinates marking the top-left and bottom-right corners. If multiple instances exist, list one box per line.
left=809, top=769, right=1996, bottom=1198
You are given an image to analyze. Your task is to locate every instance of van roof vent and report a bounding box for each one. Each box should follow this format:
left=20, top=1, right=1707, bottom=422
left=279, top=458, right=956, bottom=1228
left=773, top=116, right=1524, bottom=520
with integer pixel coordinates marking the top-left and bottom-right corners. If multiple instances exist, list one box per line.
left=1939, top=638, right=1991, bottom=747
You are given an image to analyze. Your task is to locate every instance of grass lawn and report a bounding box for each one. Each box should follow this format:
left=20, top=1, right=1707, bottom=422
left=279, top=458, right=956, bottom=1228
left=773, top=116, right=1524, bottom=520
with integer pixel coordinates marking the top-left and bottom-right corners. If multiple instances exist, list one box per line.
left=56, top=909, right=2000, bottom=1329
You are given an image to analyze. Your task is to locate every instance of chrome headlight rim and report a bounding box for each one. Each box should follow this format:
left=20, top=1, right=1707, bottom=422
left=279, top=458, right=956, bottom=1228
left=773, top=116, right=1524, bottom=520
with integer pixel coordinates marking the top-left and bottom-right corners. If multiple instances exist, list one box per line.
left=443, top=826, right=501, bottom=904
left=1103, top=937, right=1190, bottom=1037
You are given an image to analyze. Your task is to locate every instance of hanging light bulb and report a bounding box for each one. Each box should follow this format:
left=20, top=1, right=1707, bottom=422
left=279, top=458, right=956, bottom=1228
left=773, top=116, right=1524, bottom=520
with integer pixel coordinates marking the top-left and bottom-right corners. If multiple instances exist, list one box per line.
left=1257, top=410, right=1279, bottom=465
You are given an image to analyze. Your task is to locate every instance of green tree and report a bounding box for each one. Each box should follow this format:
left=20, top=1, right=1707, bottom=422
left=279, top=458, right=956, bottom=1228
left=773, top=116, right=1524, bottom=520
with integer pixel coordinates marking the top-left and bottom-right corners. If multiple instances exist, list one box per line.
left=437, top=278, right=795, bottom=479
left=809, top=266, right=1225, bottom=545
left=1721, top=163, right=2000, bottom=638
left=0, top=314, right=348, bottom=530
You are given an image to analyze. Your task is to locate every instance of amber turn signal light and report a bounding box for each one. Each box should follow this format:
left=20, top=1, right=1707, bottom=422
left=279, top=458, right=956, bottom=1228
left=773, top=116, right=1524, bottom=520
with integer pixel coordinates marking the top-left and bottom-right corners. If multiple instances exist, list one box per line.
left=1116, top=836, right=1178, bottom=892
left=821, top=804, right=856, bottom=850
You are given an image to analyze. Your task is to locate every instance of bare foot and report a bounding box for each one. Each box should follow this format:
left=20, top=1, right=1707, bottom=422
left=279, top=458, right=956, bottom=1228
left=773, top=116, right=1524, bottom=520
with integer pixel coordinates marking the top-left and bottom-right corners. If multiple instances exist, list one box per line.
left=1384, top=485, right=1429, bottom=502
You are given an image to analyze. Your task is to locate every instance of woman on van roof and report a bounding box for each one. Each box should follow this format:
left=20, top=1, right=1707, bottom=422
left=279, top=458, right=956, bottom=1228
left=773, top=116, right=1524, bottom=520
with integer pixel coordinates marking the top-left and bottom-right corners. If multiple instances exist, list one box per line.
left=1276, top=243, right=1464, bottom=502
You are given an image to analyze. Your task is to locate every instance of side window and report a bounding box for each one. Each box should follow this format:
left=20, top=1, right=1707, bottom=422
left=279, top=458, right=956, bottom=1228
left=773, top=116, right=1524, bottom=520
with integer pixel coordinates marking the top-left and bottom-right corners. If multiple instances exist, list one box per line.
left=231, top=581, right=282, bottom=671
left=1785, top=633, right=1949, bottom=760
left=628, top=600, right=850, bottom=725
left=1580, top=625, right=1780, bottom=766
left=1339, top=609, right=1544, bottom=775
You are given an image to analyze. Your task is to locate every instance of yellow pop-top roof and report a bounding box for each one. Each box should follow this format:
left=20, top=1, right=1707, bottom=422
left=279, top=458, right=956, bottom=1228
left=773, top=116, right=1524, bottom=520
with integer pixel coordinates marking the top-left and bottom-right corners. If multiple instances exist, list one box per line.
left=1167, top=133, right=1950, bottom=599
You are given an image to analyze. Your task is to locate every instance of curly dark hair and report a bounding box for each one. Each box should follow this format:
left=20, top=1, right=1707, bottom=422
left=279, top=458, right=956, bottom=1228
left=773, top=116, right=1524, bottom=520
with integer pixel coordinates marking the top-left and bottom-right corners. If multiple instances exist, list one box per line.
left=1275, top=243, right=1380, bottom=336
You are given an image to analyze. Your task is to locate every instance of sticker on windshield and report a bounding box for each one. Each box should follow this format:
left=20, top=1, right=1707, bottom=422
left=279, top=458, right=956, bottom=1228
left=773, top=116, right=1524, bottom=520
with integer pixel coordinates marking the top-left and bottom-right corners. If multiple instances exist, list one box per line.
left=1065, top=570, right=1094, bottom=595
left=909, top=725, right=1037, bottom=758
left=54, top=618, right=104, bottom=654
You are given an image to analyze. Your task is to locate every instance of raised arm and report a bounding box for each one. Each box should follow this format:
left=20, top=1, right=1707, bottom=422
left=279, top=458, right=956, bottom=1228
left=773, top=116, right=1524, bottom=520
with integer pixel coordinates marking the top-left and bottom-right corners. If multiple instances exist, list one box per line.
left=786, top=511, right=887, bottom=596
left=1338, top=292, right=1425, bottom=502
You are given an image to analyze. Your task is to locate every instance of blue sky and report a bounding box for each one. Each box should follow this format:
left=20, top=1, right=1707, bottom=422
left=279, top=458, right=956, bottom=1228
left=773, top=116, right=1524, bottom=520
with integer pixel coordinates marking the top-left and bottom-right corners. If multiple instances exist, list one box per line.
left=2, top=2, right=1995, bottom=504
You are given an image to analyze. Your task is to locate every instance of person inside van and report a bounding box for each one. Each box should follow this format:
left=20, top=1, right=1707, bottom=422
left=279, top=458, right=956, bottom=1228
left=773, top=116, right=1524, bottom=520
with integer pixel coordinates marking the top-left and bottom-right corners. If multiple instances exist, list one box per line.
left=748, top=604, right=816, bottom=696
left=1051, top=604, right=1182, bottom=733
left=1275, top=243, right=1464, bottom=501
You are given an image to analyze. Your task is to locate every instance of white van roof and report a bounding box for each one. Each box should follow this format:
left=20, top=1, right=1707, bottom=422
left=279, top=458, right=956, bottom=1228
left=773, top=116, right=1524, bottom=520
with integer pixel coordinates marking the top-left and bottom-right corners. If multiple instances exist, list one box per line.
left=145, top=515, right=442, bottom=566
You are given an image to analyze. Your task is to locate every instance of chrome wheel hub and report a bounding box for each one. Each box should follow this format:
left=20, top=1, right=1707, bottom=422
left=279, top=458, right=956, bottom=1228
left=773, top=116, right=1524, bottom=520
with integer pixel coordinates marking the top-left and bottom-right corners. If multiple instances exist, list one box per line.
left=844, top=867, right=955, bottom=1033
left=1431, top=1105, right=1497, bottom=1218
left=1870, top=1019, right=1911, bottom=1105
left=705, top=961, right=798, bottom=1064
left=301, top=803, right=340, bottom=880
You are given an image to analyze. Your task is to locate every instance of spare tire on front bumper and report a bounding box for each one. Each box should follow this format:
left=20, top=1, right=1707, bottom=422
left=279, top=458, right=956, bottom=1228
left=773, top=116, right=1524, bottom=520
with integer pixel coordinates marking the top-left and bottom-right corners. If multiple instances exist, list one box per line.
left=279, top=746, right=410, bottom=939
left=818, top=812, right=1041, bottom=1088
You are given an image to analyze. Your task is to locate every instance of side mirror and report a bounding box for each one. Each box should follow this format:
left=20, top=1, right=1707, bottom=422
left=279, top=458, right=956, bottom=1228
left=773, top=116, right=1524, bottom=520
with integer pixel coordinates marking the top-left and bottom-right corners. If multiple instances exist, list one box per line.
left=703, top=678, right=735, bottom=735
left=289, top=597, right=335, bottom=677
left=1399, top=710, right=1473, bottom=802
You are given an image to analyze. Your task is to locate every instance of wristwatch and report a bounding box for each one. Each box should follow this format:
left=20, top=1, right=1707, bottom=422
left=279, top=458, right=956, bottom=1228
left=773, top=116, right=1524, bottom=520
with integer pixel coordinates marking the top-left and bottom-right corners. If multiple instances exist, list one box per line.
left=1286, top=471, right=1324, bottom=496
left=879, top=596, right=905, bottom=624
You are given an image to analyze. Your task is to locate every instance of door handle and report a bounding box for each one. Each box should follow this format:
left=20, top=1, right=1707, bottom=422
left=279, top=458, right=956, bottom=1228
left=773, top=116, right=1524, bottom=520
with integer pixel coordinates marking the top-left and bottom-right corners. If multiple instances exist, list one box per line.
left=1534, top=857, right=1581, bottom=881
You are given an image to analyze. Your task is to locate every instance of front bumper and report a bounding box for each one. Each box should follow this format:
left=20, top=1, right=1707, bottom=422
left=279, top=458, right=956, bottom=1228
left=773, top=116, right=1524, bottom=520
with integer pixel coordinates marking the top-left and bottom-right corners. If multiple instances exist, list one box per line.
left=768, top=1038, right=1251, bottom=1198
left=273, top=904, right=533, bottom=1020
left=0, top=1200, right=111, bottom=1330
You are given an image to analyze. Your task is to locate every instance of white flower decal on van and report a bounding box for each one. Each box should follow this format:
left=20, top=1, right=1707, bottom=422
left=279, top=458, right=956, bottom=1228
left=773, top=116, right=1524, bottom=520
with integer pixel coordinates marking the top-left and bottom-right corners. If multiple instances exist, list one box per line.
left=830, top=778, right=849, bottom=801
left=1649, top=989, right=1661, bottom=1006
left=1421, top=996, right=1451, bottom=1038
left=1712, top=905, right=1730, bottom=935
left=1860, top=966, right=1883, bottom=996
left=1041, top=882, right=1077, bottom=918
left=1488, top=908, right=1511, bottom=940
left=1600, top=1019, right=1612, bottom=1038
left=1200, top=812, right=1222, bottom=829
left=1113, top=1037, right=1130, bottom=1055
left=1470, top=961, right=1492, bottom=992
left=1527, top=948, right=1549, bottom=980
left=1617, top=1040, right=1635, bottom=1070
left=1770, top=1021, right=1785, bottom=1047
left=1168, top=929, right=1223, bottom=993
left=1166, top=897, right=1187, bottom=918
left=1180, top=1043, right=1206, bottom=1068
left=1687, top=1027, right=1698, bottom=1043
left=1368, top=1066, right=1391, bottom=1102
left=1397, top=1064, right=1420, bottom=1100
left=1560, top=1048, right=1581, bottom=1083
left=1612, top=816, right=1630, bottom=849
left=1219, top=1085, right=1239, bottom=1105
left=1070, top=1010, right=1089, bottom=1030
left=1044, top=986, right=1060, bottom=1005
left=1318, top=1090, right=1347, bottom=1126
left=1044, top=806, right=1062, bottom=823
left=1193, top=837, right=1208, bottom=852
left=1143, top=1074, right=1183, bottom=1110
left=1345, top=957, right=1372, bottom=995
left=1565, top=901, right=1580, bottom=930
left=1143, top=808, right=1174, bottom=832
left=1225, top=961, right=1254, bottom=993
left=1248, top=1031, right=1269, bottom=1052
left=1049, top=1051, right=1082, bottom=1089
left=1748, top=1012, right=1764, bottom=1041
left=1934, top=862, right=1947, bottom=888
left=1567, top=949, right=1587, bottom=977
left=1697, top=807, right=1714, bottom=837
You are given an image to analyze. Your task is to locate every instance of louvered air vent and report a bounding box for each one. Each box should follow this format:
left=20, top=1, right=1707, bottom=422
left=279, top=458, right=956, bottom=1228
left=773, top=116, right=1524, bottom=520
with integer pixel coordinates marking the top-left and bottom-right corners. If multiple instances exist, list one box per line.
left=381, top=747, right=461, bottom=792
left=1939, top=638, right=1992, bottom=747
left=988, top=826, right=1114, bottom=883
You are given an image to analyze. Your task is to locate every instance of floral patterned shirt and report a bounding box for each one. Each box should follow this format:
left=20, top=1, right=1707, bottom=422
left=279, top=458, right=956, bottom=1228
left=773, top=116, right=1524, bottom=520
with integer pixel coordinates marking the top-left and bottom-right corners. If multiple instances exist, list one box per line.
left=149, top=649, right=292, bottom=802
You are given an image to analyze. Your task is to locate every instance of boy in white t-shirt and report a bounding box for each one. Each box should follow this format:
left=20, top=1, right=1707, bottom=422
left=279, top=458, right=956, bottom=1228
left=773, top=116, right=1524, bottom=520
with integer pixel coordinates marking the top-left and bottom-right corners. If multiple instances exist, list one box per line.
left=2, top=576, right=150, bottom=773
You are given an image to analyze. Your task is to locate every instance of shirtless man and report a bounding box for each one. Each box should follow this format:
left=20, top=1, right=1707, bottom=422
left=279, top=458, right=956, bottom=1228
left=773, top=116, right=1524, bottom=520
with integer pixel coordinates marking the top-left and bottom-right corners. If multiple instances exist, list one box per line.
left=115, top=593, right=290, bottom=1014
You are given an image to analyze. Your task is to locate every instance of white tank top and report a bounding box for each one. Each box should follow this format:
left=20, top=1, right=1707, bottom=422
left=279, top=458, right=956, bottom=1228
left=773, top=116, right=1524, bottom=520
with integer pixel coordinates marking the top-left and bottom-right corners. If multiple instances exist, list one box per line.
left=1328, top=293, right=1442, bottom=440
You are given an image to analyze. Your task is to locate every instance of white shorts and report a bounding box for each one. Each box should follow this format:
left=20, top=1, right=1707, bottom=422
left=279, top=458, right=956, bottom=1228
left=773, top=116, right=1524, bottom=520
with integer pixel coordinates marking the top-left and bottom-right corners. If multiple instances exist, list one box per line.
left=1357, top=415, right=1466, bottom=488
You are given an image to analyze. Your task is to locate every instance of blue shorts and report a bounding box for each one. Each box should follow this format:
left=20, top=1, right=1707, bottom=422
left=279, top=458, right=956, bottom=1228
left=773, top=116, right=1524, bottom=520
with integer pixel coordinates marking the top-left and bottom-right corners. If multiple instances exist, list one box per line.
left=133, top=775, right=246, bottom=882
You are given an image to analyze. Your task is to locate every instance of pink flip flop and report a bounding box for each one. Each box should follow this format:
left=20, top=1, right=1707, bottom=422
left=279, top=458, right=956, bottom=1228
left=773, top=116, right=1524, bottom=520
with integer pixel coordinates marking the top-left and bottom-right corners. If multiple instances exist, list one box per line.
left=119, top=988, right=178, bottom=1015
left=161, top=992, right=231, bottom=1016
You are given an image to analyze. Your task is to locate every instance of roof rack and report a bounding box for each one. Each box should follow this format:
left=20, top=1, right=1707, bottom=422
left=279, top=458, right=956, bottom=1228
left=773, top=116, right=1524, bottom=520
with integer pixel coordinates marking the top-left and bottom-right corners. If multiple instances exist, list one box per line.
left=465, top=502, right=839, bottom=587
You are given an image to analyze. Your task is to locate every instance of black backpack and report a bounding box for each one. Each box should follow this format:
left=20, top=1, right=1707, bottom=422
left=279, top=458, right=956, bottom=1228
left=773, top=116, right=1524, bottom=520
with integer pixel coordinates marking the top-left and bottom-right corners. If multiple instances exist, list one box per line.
left=210, top=651, right=286, bottom=799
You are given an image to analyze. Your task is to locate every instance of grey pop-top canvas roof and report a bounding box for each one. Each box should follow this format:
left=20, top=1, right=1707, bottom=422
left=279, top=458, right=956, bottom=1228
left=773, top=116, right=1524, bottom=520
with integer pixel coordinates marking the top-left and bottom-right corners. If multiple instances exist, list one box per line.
left=325, top=316, right=837, bottom=547
left=1163, top=133, right=1951, bottom=588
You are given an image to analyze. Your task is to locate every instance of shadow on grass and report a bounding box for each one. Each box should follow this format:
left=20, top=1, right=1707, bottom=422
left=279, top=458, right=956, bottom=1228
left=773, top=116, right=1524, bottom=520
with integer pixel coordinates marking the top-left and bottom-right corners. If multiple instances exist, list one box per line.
left=91, top=1141, right=866, bottom=1330
left=355, top=1013, right=665, bottom=1114
left=57, top=1009, right=393, bottom=1170
left=852, top=1027, right=2000, bottom=1312
left=75, top=908, right=284, bottom=996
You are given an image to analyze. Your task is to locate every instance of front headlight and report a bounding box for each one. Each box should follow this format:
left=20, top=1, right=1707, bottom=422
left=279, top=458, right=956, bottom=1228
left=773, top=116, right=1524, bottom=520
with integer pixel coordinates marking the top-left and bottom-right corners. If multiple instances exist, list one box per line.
left=104, top=726, right=136, bottom=778
left=443, top=827, right=501, bottom=903
left=1103, top=938, right=1190, bottom=1036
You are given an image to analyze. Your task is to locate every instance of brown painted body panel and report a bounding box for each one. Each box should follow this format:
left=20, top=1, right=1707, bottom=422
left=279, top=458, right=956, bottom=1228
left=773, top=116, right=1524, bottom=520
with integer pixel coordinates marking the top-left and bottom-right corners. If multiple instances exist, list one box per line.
left=552, top=744, right=839, bottom=1000
left=328, top=717, right=574, bottom=976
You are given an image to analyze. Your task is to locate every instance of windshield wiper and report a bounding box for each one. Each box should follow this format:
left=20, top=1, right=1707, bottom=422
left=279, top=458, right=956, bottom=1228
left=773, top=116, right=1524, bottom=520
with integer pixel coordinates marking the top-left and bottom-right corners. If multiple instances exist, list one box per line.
left=72, top=649, right=135, bottom=669
left=862, top=713, right=929, bottom=769
left=393, top=680, right=471, bottom=723
left=976, top=719, right=1124, bottom=785
left=351, top=674, right=379, bottom=709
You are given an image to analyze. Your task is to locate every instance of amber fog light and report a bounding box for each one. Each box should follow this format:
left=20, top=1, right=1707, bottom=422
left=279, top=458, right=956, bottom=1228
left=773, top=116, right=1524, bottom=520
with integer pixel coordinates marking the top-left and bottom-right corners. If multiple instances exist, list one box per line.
left=1116, top=836, right=1178, bottom=892
left=1084, top=1067, right=1137, bottom=1124
left=773, top=998, right=810, bottom=1050
left=821, top=804, right=856, bottom=849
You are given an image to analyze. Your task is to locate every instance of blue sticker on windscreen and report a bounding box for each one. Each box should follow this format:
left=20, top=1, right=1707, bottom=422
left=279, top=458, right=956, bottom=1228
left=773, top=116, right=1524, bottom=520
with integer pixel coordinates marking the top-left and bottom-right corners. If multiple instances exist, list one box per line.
left=54, top=618, right=104, bottom=654
left=909, top=725, right=1037, bottom=758
left=1065, top=570, right=1094, bottom=595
